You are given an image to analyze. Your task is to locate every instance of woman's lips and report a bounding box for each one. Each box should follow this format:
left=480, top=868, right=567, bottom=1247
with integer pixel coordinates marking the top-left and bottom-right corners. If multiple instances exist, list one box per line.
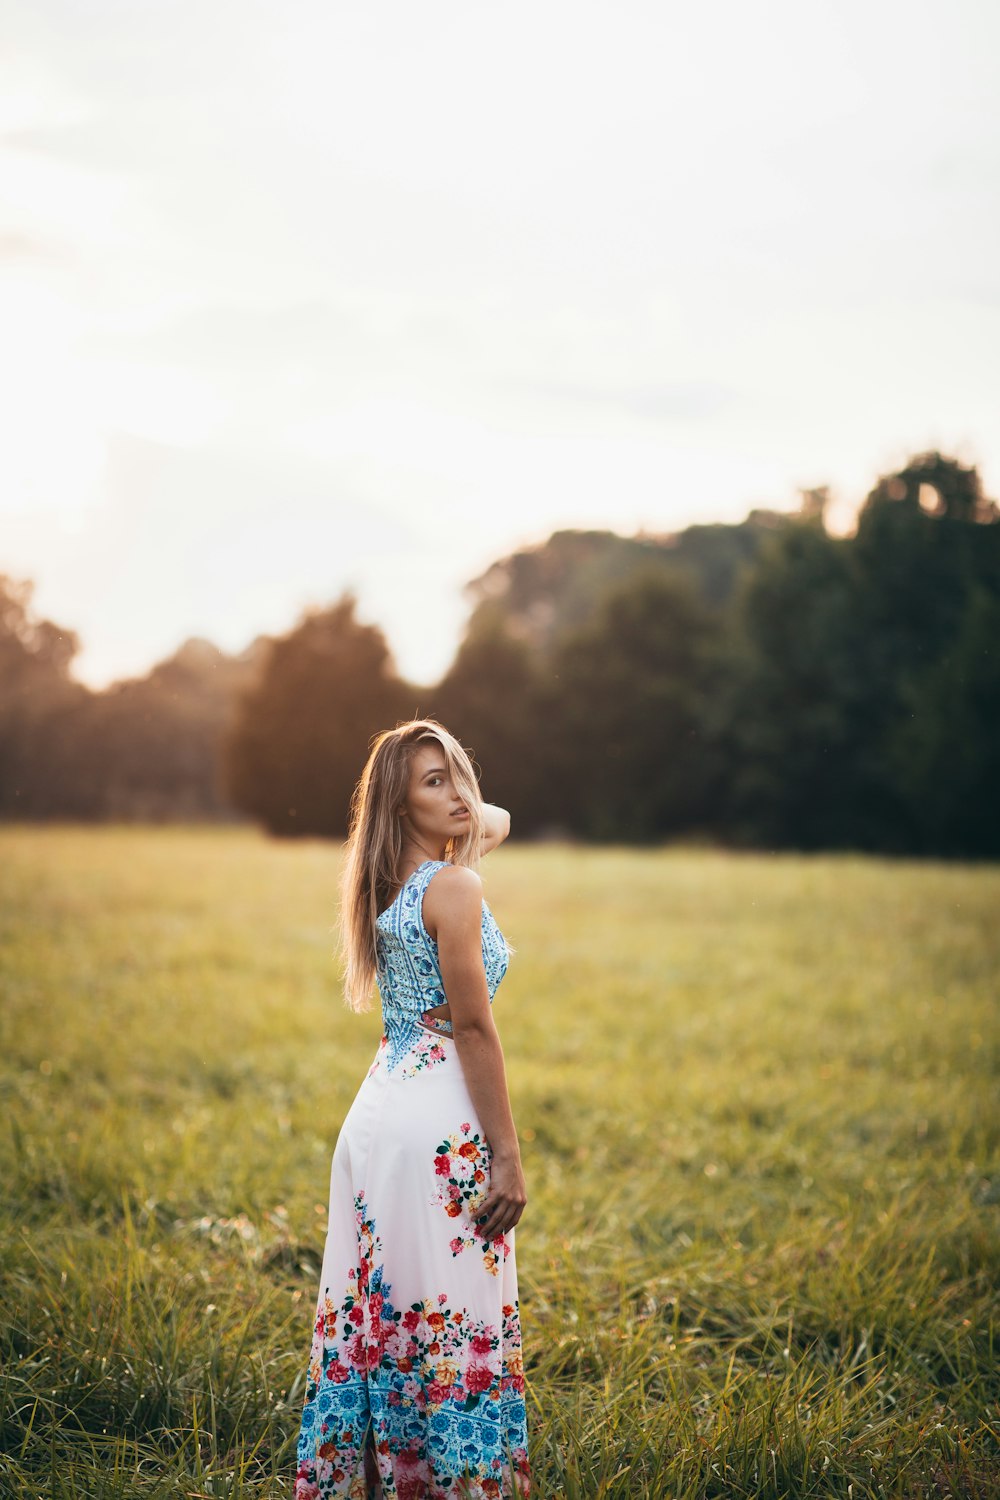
left=451, top=808, right=469, bottom=818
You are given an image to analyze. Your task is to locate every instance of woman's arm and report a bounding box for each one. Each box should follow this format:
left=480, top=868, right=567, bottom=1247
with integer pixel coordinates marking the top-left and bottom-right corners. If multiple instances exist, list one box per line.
left=425, top=865, right=526, bottom=1242
left=480, top=802, right=511, bottom=856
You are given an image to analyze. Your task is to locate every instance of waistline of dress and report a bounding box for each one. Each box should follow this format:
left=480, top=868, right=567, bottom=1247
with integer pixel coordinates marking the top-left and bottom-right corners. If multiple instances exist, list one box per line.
left=414, top=1014, right=454, bottom=1038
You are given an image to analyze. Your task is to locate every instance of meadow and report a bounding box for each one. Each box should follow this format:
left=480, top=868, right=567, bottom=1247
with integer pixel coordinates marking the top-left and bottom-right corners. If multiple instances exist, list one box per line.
left=0, top=826, right=997, bottom=1499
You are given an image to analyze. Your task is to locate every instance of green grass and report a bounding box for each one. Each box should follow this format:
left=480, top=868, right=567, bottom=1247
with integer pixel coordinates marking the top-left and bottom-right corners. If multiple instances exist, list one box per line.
left=1, top=825, right=997, bottom=1498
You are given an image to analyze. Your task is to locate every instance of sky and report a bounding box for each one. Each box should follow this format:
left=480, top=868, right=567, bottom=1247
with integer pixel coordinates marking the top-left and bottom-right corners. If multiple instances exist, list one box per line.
left=2, top=0, right=999, bottom=690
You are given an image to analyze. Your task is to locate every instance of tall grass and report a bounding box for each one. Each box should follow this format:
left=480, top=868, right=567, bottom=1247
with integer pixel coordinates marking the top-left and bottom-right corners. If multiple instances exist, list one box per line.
left=1, top=826, right=997, bottom=1497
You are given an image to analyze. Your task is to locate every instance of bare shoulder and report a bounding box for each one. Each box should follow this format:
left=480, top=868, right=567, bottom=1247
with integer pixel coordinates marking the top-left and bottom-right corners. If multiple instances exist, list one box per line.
left=423, top=863, right=483, bottom=937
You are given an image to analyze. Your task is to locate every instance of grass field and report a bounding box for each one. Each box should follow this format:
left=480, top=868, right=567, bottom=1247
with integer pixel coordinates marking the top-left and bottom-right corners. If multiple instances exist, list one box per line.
left=1, top=825, right=997, bottom=1499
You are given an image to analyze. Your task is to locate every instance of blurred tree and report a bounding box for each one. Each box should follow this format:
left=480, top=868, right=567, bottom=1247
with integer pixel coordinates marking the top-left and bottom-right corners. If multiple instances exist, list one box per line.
left=7, top=447, right=997, bottom=853
left=719, top=452, right=1000, bottom=852
left=0, top=573, right=86, bottom=817
left=0, top=567, right=262, bottom=822
left=886, top=584, right=1000, bottom=856
left=847, top=452, right=1000, bottom=853
left=462, top=518, right=773, bottom=658
left=861, top=449, right=997, bottom=524
left=221, top=593, right=413, bottom=837
left=705, top=520, right=863, bottom=848
left=62, top=639, right=261, bottom=822
left=427, top=613, right=552, bottom=833
left=548, top=569, right=723, bottom=841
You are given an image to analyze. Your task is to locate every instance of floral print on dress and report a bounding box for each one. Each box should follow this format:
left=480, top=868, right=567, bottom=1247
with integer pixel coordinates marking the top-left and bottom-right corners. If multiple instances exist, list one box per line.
left=375, top=861, right=510, bottom=1073
left=432, top=1122, right=509, bottom=1277
left=297, top=857, right=527, bottom=1496
left=296, top=1192, right=529, bottom=1499
left=398, top=1029, right=448, bottom=1080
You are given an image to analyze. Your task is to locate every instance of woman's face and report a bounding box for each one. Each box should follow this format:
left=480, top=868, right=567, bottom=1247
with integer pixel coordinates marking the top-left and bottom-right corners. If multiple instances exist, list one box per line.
left=400, top=741, right=470, bottom=847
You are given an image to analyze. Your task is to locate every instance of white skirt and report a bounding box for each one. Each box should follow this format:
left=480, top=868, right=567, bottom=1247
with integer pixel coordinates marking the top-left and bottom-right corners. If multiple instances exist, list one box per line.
left=294, top=1023, right=531, bottom=1500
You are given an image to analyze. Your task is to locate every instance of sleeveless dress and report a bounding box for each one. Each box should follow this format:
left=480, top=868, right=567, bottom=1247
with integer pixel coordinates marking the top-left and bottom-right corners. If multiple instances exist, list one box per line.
left=294, top=859, right=531, bottom=1500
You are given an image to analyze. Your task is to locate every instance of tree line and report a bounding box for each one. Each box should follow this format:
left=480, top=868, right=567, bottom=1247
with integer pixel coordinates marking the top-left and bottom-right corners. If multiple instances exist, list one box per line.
left=2, top=450, right=997, bottom=856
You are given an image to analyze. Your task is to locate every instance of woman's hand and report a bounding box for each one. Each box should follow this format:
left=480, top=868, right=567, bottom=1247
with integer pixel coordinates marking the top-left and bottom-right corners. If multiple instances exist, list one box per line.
left=474, top=1149, right=527, bottom=1241
left=428, top=863, right=526, bottom=1240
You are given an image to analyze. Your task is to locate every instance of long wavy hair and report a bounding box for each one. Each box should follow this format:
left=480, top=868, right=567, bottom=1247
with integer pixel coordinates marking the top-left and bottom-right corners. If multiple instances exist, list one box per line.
left=339, top=719, right=486, bottom=1012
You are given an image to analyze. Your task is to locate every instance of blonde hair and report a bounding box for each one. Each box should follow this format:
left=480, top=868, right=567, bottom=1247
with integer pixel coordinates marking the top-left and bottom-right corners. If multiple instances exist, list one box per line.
left=339, top=718, right=485, bottom=1012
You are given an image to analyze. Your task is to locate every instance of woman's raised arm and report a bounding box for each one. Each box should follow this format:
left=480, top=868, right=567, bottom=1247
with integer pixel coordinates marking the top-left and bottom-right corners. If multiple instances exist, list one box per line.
left=480, top=801, right=511, bottom=855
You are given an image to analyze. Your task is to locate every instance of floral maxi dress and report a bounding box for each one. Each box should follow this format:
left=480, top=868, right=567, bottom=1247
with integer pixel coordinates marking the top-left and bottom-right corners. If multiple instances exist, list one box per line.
left=295, top=859, right=530, bottom=1500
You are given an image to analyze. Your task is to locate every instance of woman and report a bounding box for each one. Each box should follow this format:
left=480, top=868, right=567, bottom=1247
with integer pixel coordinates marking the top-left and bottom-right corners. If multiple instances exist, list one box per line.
left=294, top=719, right=530, bottom=1500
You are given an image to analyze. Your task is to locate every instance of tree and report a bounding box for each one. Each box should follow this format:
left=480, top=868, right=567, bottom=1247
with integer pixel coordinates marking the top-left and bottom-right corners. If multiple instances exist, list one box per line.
left=549, top=569, right=723, bottom=841
left=428, top=616, right=552, bottom=833
left=886, top=584, right=1000, bottom=856
left=462, top=520, right=775, bottom=660
left=715, top=520, right=865, bottom=849
left=221, top=593, right=413, bottom=836
left=0, top=573, right=86, bottom=817
left=719, top=453, right=1000, bottom=852
left=61, top=639, right=259, bottom=822
left=845, top=454, right=1000, bottom=849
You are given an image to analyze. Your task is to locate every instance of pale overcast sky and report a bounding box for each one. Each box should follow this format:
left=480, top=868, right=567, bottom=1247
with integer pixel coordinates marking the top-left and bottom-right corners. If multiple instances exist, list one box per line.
left=2, top=0, right=998, bottom=689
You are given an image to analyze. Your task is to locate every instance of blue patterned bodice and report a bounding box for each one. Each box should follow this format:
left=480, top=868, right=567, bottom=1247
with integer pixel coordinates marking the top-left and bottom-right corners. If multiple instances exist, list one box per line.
left=374, top=859, right=510, bottom=1072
